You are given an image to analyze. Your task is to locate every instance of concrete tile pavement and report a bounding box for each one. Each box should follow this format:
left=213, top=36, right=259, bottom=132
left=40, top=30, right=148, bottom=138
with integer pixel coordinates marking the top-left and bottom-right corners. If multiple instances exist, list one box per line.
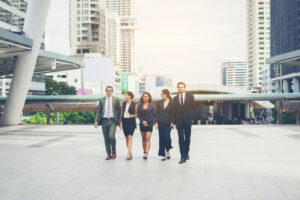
left=0, top=125, right=300, bottom=200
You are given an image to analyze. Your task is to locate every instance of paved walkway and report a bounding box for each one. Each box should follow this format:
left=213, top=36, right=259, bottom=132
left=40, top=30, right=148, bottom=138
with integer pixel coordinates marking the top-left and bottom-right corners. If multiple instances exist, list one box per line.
left=0, top=125, right=300, bottom=200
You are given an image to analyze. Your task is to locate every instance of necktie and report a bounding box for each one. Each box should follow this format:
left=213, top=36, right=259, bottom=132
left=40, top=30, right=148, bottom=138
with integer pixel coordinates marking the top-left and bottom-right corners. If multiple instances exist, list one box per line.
left=107, top=98, right=111, bottom=119
left=180, top=94, right=184, bottom=106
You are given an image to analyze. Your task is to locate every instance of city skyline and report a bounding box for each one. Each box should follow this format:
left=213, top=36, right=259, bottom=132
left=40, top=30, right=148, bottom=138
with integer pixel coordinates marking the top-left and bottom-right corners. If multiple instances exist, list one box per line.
left=45, top=0, right=247, bottom=86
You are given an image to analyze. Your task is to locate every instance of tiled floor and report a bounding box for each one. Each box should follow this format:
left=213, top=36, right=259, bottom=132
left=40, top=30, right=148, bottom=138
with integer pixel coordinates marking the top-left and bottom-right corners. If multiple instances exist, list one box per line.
left=0, top=124, right=300, bottom=200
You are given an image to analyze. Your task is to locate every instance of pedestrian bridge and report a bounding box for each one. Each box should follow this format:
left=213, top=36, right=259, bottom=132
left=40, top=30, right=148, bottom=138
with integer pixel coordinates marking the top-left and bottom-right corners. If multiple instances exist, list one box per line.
left=0, top=124, right=299, bottom=200
left=1, top=93, right=300, bottom=125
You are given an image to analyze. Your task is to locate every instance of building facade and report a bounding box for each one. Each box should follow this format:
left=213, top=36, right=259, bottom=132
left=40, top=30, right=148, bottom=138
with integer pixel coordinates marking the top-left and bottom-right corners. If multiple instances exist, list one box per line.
left=221, top=60, right=248, bottom=89
left=247, top=0, right=271, bottom=91
left=69, top=0, right=106, bottom=55
left=106, top=0, right=135, bottom=73
left=269, top=0, right=300, bottom=93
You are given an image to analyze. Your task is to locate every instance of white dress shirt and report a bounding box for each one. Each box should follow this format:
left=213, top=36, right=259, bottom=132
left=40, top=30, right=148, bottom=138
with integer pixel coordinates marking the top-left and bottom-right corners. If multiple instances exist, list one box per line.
left=179, top=92, right=186, bottom=105
left=124, top=102, right=131, bottom=118
left=103, top=97, right=114, bottom=118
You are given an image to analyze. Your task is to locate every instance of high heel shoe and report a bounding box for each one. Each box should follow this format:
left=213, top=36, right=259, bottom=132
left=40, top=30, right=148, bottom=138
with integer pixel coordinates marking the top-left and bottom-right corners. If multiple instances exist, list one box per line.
left=161, top=157, right=167, bottom=161
left=143, top=152, right=148, bottom=160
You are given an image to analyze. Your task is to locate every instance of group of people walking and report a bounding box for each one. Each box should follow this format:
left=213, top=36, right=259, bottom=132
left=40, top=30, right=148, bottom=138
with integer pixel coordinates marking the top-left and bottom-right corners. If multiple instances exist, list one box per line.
left=94, top=82, right=195, bottom=164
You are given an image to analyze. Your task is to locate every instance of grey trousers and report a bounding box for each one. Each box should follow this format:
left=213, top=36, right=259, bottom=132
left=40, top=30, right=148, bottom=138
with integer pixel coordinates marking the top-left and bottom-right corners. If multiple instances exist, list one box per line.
left=101, top=118, right=117, bottom=155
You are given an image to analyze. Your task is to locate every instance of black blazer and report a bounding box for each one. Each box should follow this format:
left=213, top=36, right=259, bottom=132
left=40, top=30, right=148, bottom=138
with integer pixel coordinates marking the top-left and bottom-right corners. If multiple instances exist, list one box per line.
left=122, top=101, right=136, bottom=119
left=155, top=100, right=173, bottom=124
left=138, top=103, right=156, bottom=127
left=171, top=93, right=196, bottom=125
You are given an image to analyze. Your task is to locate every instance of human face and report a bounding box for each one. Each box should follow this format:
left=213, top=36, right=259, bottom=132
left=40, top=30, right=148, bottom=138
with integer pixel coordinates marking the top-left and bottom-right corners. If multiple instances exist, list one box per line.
left=142, top=93, right=150, bottom=103
left=177, top=84, right=185, bottom=93
left=161, top=92, right=167, bottom=100
left=125, top=93, right=131, bottom=101
left=105, top=88, right=113, bottom=97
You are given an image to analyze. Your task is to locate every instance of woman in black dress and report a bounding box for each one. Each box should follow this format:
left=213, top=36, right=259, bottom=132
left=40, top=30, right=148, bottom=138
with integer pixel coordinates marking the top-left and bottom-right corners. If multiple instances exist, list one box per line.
left=138, top=92, right=155, bottom=160
left=120, top=91, right=137, bottom=160
left=155, top=89, right=173, bottom=161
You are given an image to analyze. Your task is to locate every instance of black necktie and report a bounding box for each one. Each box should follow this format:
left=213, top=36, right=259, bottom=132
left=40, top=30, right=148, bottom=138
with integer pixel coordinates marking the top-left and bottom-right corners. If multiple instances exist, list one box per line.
left=180, top=94, right=184, bottom=106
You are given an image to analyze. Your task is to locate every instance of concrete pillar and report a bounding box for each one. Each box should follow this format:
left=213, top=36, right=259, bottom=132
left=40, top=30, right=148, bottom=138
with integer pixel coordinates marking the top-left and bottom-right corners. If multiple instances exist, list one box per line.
left=293, top=77, right=300, bottom=93
left=55, top=112, right=59, bottom=125
left=245, top=101, right=250, bottom=119
left=46, top=105, right=50, bottom=125
left=0, top=0, right=51, bottom=126
left=283, top=79, right=289, bottom=93
left=276, top=101, right=283, bottom=125
left=296, top=107, right=300, bottom=125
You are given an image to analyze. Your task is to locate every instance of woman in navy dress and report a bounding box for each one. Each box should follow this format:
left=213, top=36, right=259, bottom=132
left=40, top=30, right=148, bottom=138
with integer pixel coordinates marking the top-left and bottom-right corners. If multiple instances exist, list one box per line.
left=120, top=91, right=137, bottom=160
left=138, top=92, right=155, bottom=160
left=155, top=89, right=173, bottom=161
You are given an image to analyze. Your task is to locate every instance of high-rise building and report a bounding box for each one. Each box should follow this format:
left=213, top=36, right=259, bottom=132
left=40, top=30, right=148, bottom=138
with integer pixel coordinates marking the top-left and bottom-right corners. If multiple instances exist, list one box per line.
left=69, top=0, right=106, bottom=55
left=221, top=59, right=248, bottom=89
left=106, top=11, right=121, bottom=65
left=105, top=0, right=135, bottom=73
left=247, top=0, right=271, bottom=91
left=268, top=0, right=300, bottom=93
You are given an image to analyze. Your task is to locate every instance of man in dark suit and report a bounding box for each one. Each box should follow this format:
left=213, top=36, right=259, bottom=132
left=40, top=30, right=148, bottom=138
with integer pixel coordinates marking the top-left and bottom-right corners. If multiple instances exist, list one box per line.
left=171, top=82, right=196, bottom=164
left=94, top=86, right=121, bottom=160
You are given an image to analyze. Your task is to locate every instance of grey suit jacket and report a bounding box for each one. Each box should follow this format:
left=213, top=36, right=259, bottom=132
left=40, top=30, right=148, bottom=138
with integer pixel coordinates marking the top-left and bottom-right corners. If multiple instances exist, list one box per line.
left=95, top=96, right=121, bottom=126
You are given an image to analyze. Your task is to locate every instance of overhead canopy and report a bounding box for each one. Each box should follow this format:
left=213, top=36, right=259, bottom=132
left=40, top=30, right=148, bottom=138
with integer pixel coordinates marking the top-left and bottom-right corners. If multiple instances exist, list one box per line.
left=266, top=49, right=300, bottom=66
left=0, top=28, right=84, bottom=77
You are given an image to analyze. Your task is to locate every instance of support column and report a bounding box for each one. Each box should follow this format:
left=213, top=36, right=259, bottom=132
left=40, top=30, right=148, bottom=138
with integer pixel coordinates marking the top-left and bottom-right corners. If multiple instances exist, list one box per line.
left=0, top=0, right=51, bottom=126
left=46, top=105, right=50, bottom=125
left=276, top=101, right=283, bottom=125
left=283, top=79, right=289, bottom=93
left=296, top=107, right=300, bottom=125
left=293, top=77, right=300, bottom=93
left=245, top=101, right=250, bottom=119
left=55, top=112, right=59, bottom=125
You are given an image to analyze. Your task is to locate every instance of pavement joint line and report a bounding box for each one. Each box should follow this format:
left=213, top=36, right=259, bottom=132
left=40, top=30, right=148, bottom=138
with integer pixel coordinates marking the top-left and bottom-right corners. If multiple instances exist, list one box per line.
left=226, top=128, right=260, bottom=137
left=27, top=135, right=75, bottom=148
left=286, top=134, right=300, bottom=141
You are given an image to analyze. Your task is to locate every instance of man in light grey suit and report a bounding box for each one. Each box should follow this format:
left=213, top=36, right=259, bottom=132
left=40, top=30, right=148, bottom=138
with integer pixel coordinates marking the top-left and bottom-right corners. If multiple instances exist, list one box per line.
left=94, top=86, right=121, bottom=160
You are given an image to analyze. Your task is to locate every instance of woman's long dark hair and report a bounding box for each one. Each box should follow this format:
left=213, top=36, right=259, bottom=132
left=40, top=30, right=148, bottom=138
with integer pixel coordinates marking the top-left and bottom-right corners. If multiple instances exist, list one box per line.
left=162, top=89, right=172, bottom=101
left=140, top=92, right=152, bottom=104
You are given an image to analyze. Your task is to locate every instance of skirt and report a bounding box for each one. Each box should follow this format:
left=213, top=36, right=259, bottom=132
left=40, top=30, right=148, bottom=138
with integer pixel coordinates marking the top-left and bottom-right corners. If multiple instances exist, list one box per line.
left=140, top=124, right=153, bottom=132
left=122, top=118, right=136, bottom=136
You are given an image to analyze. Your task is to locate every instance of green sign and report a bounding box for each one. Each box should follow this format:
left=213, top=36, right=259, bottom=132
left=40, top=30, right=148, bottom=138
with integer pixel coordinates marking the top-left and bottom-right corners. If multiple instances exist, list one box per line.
left=122, top=73, right=128, bottom=94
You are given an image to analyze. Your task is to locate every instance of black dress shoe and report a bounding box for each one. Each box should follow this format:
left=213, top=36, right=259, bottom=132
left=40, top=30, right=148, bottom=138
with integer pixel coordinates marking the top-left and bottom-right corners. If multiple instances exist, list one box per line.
left=179, top=158, right=186, bottom=164
left=186, top=155, right=189, bottom=160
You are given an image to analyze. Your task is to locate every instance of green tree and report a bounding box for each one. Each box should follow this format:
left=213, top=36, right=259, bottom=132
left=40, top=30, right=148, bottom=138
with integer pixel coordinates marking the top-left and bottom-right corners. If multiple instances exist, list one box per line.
left=45, top=76, right=76, bottom=95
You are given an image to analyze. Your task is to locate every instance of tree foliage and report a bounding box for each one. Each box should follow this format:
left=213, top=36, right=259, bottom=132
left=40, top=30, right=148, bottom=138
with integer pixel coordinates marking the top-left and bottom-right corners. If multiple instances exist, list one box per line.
left=45, top=76, right=77, bottom=95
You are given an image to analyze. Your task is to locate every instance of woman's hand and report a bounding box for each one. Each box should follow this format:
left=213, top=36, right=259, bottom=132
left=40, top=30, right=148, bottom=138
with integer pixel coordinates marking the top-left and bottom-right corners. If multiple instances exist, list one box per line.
left=129, top=114, right=135, bottom=118
left=142, top=121, right=148, bottom=127
left=120, top=123, right=123, bottom=130
left=155, top=123, right=158, bottom=130
left=94, top=122, right=98, bottom=128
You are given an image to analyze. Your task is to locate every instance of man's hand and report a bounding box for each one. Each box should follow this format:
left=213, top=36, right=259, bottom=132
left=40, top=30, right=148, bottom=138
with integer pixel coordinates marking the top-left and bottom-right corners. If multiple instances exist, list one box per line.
left=120, top=123, right=123, bottom=130
left=155, top=122, right=158, bottom=130
left=171, top=123, right=176, bottom=129
left=94, top=122, right=98, bottom=128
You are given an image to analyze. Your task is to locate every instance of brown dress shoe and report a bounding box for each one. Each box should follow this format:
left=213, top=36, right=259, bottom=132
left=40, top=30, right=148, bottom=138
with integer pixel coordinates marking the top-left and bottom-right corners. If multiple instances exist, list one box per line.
left=112, top=153, right=117, bottom=159
left=106, top=155, right=112, bottom=160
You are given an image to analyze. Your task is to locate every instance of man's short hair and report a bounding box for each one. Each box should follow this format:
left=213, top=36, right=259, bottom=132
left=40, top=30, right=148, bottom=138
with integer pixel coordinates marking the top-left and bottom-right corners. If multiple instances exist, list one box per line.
left=177, top=81, right=186, bottom=87
left=105, top=86, right=114, bottom=91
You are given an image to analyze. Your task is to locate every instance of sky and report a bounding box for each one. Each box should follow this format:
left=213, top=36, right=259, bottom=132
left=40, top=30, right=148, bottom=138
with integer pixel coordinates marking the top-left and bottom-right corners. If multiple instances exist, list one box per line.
left=45, top=0, right=247, bottom=85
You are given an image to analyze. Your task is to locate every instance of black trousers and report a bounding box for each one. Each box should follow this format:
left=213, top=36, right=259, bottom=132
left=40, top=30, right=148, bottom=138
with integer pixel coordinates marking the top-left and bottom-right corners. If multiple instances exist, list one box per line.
left=158, top=123, right=172, bottom=156
left=177, top=122, right=192, bottom=159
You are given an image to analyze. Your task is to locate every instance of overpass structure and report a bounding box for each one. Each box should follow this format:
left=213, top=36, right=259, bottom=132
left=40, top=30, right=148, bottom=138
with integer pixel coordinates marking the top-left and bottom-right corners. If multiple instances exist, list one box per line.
left=0, top=0, right=84, bottom=126
left=0, top=93, right=300, bottom=125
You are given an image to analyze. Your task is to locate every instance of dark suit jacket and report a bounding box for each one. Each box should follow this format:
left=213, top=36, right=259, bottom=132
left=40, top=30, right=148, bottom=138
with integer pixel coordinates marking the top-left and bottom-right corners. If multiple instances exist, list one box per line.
left=155, top=100, right=173, bottom=124
left=95, top=96, right=121, bottom=126
left=138, top=103, right=156, bottom=127
left=171, top=93, right=196, bottom=125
